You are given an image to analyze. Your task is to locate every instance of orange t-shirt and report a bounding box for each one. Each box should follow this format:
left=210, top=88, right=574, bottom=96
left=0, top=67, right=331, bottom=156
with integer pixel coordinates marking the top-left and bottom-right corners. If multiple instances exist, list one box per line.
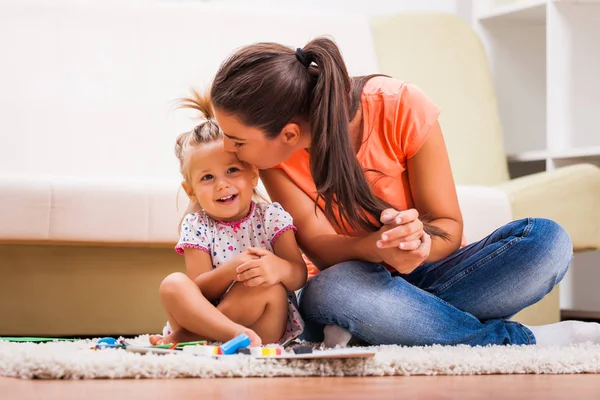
left=277, top=76, right=441, bottom=278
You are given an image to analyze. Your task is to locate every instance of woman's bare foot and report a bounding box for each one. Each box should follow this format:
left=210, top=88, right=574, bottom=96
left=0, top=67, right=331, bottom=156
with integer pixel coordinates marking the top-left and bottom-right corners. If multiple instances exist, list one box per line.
left=149, top=329, right=203, bottom=346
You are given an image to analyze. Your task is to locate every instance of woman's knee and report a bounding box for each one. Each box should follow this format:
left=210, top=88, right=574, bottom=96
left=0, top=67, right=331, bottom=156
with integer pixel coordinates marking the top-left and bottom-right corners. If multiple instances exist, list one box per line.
left=299, top=261, right=389, bottom=319
left=524, top=218, right=573, bottom=282
left=301, top=262, right=364, bottom=301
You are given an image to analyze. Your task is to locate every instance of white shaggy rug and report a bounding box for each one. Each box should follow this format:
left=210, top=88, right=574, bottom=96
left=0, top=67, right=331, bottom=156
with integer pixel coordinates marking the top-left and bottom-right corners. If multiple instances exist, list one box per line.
left=1, top=336, right=600, bottom=379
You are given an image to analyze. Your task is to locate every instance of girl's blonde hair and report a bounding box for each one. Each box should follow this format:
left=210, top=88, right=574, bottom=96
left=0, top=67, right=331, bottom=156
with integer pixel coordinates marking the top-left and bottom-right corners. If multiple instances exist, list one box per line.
left=174, top=89, right=222, bottom=183
left=174, top=89, right=267, bottom=216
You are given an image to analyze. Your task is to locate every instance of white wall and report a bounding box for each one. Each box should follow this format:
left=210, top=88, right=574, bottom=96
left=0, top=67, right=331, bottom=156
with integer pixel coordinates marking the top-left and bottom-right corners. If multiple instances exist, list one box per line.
left=0, top=0, right=380, bottom=182
left=0, top=0, right=471, bottom=183
left=186, top=0, right=471, bottom=21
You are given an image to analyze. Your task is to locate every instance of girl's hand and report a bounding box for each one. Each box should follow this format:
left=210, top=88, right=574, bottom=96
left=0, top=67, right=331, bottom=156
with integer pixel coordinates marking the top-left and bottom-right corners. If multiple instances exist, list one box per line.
left=235, top=247, right=283, bottom=287
left=233, top=249, right=260, bottom=266
left=377, top=208, right=425, bottom=251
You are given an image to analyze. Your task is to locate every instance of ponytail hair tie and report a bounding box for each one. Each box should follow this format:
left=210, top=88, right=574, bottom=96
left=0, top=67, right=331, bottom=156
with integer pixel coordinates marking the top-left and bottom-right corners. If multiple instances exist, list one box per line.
left=295, top=48, right=311, bottom=68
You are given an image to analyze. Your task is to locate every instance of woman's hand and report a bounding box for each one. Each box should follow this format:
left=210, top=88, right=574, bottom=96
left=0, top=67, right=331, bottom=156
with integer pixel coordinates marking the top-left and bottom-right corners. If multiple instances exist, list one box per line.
left=377, top=208, right=424, bottom=250
left=376, top=231, right=431, bottom=274
left=373, top=208, right=432, bottom=274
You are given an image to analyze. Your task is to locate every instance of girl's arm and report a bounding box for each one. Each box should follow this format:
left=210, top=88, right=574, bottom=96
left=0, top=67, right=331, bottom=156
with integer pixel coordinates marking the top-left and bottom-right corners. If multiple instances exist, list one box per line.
left=235, top=225, right=307, bottom=291
left=270, top=229, right=308, bottom=291
left=184, top=249, right=255, bottom=302
left=259, top=169, right=381, bottom=270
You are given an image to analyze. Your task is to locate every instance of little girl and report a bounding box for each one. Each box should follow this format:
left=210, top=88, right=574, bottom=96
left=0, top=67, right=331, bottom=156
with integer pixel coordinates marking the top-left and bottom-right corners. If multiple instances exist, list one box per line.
left=149, top=91, right=307, bottom=346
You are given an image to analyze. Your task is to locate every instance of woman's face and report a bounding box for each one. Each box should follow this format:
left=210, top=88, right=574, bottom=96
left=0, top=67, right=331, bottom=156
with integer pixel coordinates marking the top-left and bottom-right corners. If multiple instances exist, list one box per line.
left=214, top=107, right=297, bottom=170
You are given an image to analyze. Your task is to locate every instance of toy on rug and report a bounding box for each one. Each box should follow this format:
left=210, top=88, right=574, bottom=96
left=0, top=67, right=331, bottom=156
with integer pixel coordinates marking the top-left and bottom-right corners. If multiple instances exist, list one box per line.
left=88, top=333, right=375, bottom=359
left=94, top=337, right=122, bottom=349
left=181, top=344, right=374, bottom=359
left=220, top=332, right=251, bottom=354
left=1, top=334, right=374, bottom=359
left=127, top=333, right=374, bottom=359
left=0, top=337, right=78, bottom=343
left=150, top=340, right=208, bottom=349
left=123, top=333, right=253, bottom=355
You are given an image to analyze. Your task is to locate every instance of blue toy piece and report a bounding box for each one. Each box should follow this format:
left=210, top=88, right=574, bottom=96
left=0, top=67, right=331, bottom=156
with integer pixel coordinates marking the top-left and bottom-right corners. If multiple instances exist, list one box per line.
left=96, top=337, right=121, bottom=349
left=220, top=333, right=251, bottom=355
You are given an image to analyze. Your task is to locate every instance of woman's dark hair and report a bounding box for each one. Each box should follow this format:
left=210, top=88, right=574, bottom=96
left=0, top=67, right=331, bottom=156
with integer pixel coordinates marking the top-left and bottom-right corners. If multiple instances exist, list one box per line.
left=211, top=37, right=448, bottom=239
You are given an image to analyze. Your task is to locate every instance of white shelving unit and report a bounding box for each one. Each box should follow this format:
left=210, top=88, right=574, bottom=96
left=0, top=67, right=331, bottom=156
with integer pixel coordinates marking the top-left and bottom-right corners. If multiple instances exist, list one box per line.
left=472, top=0, right=600, bottom=318
left=474, top=0, right=600, bottom=174
left=478, top=0, right=547, bottom=23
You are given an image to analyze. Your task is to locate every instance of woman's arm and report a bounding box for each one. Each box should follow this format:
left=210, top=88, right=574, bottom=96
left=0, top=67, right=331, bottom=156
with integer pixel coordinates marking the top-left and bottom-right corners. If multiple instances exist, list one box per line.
left=260, top=120, right=462, bottom=269
left=370, top=123, right=463, bottom=270
left=260, top=169, right=381, bottom=270
left=406, top=121, right=463, bottom=261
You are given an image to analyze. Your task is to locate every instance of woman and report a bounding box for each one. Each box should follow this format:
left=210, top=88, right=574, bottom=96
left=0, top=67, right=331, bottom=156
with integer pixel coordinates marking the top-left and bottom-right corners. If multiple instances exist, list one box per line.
left=208, top=37, right=599, bottom=346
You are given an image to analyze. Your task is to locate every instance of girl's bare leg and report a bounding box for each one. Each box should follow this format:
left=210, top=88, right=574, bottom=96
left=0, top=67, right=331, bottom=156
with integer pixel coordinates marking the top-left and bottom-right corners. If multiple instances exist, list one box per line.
left=149, top=272, right=260, bottom=345
left=148, top=310, right=203, bottom=345
left=217, top=282, right=288, bottom=344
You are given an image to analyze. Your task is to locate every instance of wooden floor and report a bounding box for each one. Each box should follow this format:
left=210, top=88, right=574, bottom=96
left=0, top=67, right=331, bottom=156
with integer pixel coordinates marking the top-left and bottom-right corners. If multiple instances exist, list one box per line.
left=2, top=375, right=600, bottom=400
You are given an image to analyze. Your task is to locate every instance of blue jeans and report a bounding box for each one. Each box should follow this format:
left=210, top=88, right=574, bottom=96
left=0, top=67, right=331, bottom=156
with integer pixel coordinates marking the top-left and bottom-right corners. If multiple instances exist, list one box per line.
left=298, top=218, right=572, bottom=346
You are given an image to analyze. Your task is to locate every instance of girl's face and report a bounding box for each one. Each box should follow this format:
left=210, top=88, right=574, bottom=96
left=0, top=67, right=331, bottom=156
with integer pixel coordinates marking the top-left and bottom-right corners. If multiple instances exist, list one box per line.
left=214, top=107, right=299, bottom=169
left=182, top=141, right=258, bottom=222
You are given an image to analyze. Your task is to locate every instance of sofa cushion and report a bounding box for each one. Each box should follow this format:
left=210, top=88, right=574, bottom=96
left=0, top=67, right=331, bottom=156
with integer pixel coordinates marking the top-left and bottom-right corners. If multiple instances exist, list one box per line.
left=371, top=13, right=510, bottom=186
left=0, top=175, right=186, bottom=245
left=0, top=175, right=512, bottom=248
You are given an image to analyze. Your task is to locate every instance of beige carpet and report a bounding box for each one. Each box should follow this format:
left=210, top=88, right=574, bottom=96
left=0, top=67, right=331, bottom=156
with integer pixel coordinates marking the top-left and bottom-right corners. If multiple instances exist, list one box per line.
left=1, top=336, right=600, bottom=379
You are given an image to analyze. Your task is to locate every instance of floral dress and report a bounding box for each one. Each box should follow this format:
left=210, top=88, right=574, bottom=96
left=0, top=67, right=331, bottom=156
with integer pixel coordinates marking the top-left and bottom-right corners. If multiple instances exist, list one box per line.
left=163, top=201, right=304, bottom=344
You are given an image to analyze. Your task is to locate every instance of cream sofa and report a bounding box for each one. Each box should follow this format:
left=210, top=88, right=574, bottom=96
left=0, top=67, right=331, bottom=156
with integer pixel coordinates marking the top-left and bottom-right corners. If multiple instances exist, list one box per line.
left=0, top=2, right=583, bottom=336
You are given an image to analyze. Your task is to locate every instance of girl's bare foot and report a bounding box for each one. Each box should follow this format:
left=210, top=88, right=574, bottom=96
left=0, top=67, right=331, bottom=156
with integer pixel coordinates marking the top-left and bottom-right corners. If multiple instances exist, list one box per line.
left=149, top=327, right=261, bottom=347
left=241, top=327, right=262, bottom=347
left=149, top=329, right=203, bottom=345
left=149, top=334, right=164, bottom=345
